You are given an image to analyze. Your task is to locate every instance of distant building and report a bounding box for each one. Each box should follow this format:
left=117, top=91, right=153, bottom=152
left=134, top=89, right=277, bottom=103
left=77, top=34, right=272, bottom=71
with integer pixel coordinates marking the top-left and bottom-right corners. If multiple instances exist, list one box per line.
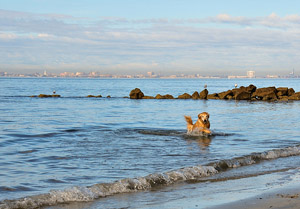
left=289, top=69, right=295, bottom=78
left=147, top=71, right=155, bottom=78
left=247, top=71, right=255, bottom=78
left=228, top=71, right=255, bottom=79
left=266, top=75, right=279, bottom=78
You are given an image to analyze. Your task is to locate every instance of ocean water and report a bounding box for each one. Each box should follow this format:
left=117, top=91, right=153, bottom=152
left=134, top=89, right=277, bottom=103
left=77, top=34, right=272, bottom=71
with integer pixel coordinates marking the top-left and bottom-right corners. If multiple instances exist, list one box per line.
left=0, top=78, right=300, bottom=208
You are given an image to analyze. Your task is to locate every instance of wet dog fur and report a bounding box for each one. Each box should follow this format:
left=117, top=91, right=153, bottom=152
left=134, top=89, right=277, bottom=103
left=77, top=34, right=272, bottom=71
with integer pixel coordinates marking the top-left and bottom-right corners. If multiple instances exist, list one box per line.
left=184, top=112, right=211, bottom=135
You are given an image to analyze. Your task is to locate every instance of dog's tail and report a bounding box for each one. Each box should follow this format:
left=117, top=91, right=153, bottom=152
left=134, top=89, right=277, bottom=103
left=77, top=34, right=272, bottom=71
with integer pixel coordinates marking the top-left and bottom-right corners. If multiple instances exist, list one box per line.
left=184, top=115, right=193, bottom=125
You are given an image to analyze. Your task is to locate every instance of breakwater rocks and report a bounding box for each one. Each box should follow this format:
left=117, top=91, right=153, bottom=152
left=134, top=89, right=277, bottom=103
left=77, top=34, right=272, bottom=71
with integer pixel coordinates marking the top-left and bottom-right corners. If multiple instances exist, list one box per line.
left=87, top=95, right=102, bottom=98
left=129, top=85, right=300, bottom=101
left=30, top=94, right=61, bottom=98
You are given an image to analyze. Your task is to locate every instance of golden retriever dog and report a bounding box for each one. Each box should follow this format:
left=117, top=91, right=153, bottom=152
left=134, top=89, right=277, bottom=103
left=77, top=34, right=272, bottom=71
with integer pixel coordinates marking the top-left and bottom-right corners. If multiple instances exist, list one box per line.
left=184, top=112, right=211, bottom=135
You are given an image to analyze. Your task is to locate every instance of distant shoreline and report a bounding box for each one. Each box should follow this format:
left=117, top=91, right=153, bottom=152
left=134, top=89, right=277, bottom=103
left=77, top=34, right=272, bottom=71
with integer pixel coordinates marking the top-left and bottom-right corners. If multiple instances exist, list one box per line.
left=0, top=76, right=299, bottom=79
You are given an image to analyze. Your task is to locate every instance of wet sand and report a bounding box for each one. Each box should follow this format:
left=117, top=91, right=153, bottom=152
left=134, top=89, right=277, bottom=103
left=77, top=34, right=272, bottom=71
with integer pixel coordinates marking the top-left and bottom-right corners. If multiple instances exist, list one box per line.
left=209, top=182, right=300, bottom=209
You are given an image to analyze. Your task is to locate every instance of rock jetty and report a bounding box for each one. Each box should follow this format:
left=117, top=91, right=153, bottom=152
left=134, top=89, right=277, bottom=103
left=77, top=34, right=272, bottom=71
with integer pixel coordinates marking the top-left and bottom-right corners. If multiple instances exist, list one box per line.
left=87, top=95, right=102, bottom=98
left=129, top=85, right=300, bottom=101
left=31, top=94, right=61, bottom=98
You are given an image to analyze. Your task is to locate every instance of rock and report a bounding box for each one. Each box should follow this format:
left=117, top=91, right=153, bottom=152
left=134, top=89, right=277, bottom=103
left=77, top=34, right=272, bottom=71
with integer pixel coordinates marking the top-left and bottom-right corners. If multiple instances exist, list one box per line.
left=235, top=91, right=251, bottom=100
left=164, top=94, right=174, bottom=99
left=177, top=93, right=192, bottom=99
left=276, top=87, right=288, bottom=96
left=192, top=91, right=200, bottom=99
left=207, top=93, right=219, bottom=99
left=245, top=84, right=257, bottom=94
left=262, top=92, right=278, bottom=101
left=155, top=94, right=163, bottom=99
left=252, top=87, right=277, bottom=100
left=38, top=94, right=61, bottom=98
left=199, top=89, right=208, bottom=99
left=155, top=94, right=174, bottom=99
left=227, top=95, right=234, bottom=100
left=87, top=95, right=102, bottom=98
left=129, top=88, right=144, bottom=99
left=107, top=95, right=111, bottom=98
left=218, top=90, right=233, bottom=99
left=278, top=96, right=289, bottom=101
left=142, top=96, right=155, bottom=99
left=288, top=88, right=295, bottom=96
left=288, top=92, right=300, bottom=100
left=232, top=84, right=256, bottom=96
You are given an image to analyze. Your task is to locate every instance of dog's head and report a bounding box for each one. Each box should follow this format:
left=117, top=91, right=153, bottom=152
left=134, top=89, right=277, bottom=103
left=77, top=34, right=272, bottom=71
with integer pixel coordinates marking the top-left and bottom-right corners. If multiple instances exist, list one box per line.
left=198, top=112, right=210, bottom=124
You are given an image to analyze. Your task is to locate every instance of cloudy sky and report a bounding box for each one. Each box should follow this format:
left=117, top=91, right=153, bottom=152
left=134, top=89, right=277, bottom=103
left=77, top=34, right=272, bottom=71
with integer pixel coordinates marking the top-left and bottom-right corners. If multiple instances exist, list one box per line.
left=1, top=0, right=300, bottom=76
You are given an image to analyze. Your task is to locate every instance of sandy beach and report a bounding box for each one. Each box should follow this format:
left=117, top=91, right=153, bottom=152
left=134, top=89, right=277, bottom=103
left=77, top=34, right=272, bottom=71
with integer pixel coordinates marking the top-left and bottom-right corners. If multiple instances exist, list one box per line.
left=209, top=183, right=300, bottom=209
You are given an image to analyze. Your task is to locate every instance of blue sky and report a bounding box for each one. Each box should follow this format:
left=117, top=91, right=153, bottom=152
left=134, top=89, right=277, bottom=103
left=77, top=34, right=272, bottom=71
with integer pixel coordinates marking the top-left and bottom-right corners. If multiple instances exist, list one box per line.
left=1, top=0, right=300, bottom=75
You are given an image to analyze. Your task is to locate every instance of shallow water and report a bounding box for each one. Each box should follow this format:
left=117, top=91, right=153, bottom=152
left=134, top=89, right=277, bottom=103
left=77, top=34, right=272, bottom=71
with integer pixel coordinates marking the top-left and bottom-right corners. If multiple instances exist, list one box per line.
left=0, top=78, right=300, bottom=208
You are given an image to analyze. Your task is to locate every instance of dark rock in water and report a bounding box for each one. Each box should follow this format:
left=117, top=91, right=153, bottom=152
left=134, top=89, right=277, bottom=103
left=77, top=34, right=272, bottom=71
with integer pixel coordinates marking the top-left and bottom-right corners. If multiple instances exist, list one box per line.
left=232, top=84, right=256, bottom=96
left=262, top=92, right=278, bottom=101
left=207, top=93, right=219, bottom=99
left=107, top=95, right=111, bottom=98
left=38, top=94, right=61, bottom=98
left=155, top=94, right=163, bottom=99
left=288, top=88, right=295, bottom=96
left=87, top=95, right=102, bottom=98
left=177, top=93, right=192, bottom=99
left=192, top=91, right=200, bottom=99
left=276, top=87, right=288, bottom=96
left=199, top=89, right=208, bottom=99
left=289, top=92, right=300, bottom=100
left=163, top=94, right=174, bottom=99
left=278, top=96, right=289, bottom=101
left=142, top=96, right=155, bottom=99
left=218, top=90, right=233, bottom=99
left=252, top=87, right=277, bottom=100
left=155, top=94, right=174, bottom=99
left=129, top=88, right=144, bottom=99
left=235, top=91, right=251, bottom=100
left=245, top=84, right=257, bottom=94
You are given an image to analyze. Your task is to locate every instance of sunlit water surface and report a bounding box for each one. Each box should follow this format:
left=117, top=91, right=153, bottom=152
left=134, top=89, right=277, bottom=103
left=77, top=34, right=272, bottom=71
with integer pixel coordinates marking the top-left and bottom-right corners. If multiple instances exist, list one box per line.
left=0, top=78, right=300, bottom=205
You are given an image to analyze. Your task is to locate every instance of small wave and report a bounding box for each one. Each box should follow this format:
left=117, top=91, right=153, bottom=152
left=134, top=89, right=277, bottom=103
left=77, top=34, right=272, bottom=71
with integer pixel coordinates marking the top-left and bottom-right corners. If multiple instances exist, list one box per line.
left=0, top=186, right=35, bottom=193
left=7, top=132, right=59, bottom=139
left=0, top=187, right=16, bottom=192
left=1, top=145, right=300, bottom=209
left=137, top=128, right=185, bottom=137
left=18, top=150, right=39, bottom=154
left=209, top=146, right=300, bottom=171
left=43, top=179, right=66, bottom=184
left=137, top=128, right=234, bottom=139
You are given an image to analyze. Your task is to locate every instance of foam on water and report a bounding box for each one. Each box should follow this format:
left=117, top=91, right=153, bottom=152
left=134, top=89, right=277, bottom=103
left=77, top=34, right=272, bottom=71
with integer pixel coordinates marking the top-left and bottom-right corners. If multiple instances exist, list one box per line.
left=1, top=145, right=300, bottom=209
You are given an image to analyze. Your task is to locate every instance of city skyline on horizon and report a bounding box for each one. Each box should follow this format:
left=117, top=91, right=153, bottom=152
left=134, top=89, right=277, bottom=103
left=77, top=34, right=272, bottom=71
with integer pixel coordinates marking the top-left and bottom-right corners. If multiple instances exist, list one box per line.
left=1, top=1, right=300, bottom=75
left=1, top=69, right=298, bottom=79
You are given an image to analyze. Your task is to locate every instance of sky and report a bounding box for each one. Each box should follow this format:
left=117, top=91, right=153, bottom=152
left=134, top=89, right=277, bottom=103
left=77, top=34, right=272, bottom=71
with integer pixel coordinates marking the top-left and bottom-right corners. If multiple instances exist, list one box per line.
left=1, top=0, right=300, bottom=76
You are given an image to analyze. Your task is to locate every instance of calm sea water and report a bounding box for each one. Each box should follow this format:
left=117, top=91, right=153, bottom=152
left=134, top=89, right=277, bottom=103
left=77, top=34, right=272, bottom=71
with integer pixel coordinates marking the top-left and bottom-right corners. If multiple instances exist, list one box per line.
left=0, top=78, right=300, bottom=208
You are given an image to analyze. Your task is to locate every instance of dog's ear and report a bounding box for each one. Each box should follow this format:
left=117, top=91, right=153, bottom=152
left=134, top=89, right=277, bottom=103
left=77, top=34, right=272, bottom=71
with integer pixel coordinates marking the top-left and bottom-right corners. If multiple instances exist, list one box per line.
left=198, top=113, right=201, bottom=119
